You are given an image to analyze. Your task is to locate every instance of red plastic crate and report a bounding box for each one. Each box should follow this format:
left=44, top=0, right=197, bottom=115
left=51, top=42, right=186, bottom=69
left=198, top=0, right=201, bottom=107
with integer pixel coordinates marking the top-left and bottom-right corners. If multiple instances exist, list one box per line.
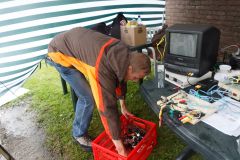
left=92, top=116, right=157, bottom=160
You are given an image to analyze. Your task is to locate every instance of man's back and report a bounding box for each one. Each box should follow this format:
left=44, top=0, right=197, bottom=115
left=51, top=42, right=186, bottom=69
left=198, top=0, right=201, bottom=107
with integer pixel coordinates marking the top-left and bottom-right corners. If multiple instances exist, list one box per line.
left=49, top=27, right=115, bottom=66
left=48, top=27, right=130, bottom=82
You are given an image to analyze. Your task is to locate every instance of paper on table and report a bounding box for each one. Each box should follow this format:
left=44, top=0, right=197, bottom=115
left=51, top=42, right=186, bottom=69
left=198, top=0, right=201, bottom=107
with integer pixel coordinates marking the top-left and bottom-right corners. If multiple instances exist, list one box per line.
left=202, top=96, right=240, bottom=137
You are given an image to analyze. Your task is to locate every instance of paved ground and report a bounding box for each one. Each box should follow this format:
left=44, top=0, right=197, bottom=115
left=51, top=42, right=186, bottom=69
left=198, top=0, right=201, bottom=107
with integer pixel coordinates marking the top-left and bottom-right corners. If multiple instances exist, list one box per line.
left=0, top=98, right=57, bottom=160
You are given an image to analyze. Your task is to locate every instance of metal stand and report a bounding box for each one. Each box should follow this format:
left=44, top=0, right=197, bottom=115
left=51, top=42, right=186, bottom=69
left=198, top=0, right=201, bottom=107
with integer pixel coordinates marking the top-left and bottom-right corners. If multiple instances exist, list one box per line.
left=70, top=87, right=78, bottom=112
left=176, top=146, right=195, bottom=160
left=0, top=144, right=15, bottom=160
left=60, top=76, right=77, bottom=112
left=60, top=76, right=68, bottom=95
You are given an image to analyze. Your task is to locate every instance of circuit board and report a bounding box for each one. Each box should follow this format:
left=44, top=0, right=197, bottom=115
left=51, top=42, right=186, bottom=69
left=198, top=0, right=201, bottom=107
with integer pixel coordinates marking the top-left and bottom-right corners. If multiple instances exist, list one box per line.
left=157, top=90, right=219, bottom=125
left=218, top=82, right=240, bottom=101
left=218, top=75, right=240, bottom=101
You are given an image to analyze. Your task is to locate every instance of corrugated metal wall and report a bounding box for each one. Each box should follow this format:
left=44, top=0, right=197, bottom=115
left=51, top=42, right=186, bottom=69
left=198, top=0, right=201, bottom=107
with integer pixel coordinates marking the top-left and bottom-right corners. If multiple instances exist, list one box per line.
left=0, top=0, right=165, bottom=97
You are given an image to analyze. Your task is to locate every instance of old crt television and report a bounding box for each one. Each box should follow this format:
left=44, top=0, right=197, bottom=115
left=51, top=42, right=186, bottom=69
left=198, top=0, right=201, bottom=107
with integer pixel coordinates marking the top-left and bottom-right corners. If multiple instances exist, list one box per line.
left=164, top=24, right=220, bottom=77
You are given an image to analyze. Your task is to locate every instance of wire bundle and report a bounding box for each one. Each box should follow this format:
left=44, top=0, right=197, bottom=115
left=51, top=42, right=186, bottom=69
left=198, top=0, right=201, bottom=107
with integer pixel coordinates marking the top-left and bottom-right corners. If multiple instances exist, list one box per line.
left=156, top=35, right=166, bottom=62
left=188, top=85, right=229, bottom=103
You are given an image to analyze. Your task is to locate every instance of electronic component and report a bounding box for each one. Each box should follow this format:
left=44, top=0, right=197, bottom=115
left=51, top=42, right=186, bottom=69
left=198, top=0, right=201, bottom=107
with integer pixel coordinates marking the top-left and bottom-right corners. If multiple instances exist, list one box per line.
left=196, top=78, right=218, bottom=91
left=164, top=24, right=220, bottom=77
left=157, top=90, right=218, bottom=125
left=122, top=125, right=146, bottom=149
left=218, top=82, right=240, bottom=101
left=165, top=70, right=212, bottom=88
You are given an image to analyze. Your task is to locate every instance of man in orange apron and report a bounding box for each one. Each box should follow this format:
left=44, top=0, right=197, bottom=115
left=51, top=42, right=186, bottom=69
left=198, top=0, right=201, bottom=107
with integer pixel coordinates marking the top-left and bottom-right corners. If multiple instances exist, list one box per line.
left=47, top=27, right=150, bottom=156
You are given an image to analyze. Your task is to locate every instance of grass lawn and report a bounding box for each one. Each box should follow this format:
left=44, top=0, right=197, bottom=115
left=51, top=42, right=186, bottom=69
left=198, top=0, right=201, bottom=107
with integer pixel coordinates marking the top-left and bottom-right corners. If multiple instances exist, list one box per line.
left=21, top=61, right=203, bottom=160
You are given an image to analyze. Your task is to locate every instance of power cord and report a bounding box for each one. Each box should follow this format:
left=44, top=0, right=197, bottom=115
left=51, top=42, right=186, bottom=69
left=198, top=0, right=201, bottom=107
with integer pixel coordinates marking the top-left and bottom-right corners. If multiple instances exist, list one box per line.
left=186, top=72, right=194, bottom=86
left=189, top=85, right=229, bottom=103
left=156, top=35, right=166, bottom=62
left=221, top=44, right=240, bottom=63
left=221, top=45, right=240, bottom=54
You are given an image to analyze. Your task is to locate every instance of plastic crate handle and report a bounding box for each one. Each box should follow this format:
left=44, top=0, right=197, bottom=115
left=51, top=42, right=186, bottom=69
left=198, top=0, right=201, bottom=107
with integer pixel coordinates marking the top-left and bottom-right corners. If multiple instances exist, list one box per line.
left=137, top=144, right=146, bottom=153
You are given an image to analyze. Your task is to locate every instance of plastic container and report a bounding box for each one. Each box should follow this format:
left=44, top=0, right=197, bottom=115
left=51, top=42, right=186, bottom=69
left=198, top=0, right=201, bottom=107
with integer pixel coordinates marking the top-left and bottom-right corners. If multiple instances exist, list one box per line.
left=219, top=64, right=231, bottom=72
left=92, top=116, right=157, bottom=160
left=156, top=64, right=165, bottom=88
left=137, top=15, right=142, bottom=25
left=214, top=64, right=232, bottom=82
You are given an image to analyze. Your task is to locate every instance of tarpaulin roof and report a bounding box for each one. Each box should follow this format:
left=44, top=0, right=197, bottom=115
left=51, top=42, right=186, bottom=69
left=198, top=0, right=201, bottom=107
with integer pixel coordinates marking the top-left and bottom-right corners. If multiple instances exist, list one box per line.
left=0, top=0, right=165, bottom=100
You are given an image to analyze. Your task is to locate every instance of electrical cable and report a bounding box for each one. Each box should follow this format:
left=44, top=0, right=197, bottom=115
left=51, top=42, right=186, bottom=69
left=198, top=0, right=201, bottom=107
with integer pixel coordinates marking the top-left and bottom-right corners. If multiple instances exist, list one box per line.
left=186, top=72, right=194, bottom=86
left=188, top=85, right=230, bottom=103
left=221, top=45, right=239, bottom=52
left=187, top=76, right=194, bottom=86
left=156, top=35, right=166, bottom=62
left=220, top=44, right=240, bottom=63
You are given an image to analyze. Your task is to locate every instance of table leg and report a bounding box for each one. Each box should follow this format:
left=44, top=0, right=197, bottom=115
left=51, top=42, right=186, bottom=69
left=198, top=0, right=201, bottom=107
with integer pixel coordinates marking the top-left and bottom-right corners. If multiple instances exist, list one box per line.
left=0, top=144, right=14, bottom=160
left=60, top=76, right=68, bottom=95
left=176, top=146, right=195, bottom=160
left=70, top=87, right=77, bottom=112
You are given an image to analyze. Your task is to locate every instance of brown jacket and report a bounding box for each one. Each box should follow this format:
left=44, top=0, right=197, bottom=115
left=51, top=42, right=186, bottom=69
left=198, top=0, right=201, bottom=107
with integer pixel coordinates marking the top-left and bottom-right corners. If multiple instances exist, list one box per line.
left=48, top=27, right=130, bottom=140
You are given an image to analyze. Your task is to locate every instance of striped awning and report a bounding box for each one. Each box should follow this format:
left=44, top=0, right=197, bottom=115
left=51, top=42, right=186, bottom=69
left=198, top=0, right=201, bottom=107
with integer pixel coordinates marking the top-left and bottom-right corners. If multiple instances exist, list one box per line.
left=0, top=0, right=165, bottom=98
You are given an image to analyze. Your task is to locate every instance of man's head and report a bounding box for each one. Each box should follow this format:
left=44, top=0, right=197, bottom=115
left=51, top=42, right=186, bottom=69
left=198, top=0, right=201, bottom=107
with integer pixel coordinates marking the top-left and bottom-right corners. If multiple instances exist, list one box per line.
left=125, top=52, right=151, bottom=82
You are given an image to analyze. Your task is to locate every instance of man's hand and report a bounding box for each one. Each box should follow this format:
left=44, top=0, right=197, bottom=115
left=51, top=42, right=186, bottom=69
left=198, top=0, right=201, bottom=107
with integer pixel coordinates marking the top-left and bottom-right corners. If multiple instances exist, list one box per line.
left=112, top=139, right=129, bottom=157
left=120, top=99, right=134, bottom=118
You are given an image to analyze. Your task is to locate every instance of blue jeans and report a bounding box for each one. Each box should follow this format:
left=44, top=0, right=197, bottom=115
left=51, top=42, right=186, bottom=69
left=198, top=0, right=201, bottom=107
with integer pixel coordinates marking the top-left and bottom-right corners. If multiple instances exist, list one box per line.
left=46, top=58, right=94, bottom=138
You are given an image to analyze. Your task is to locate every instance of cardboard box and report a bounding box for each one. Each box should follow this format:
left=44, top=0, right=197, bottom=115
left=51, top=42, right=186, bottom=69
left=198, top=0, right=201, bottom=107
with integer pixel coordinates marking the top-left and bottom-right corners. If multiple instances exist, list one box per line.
left=120, top=25, right=147, bottom=46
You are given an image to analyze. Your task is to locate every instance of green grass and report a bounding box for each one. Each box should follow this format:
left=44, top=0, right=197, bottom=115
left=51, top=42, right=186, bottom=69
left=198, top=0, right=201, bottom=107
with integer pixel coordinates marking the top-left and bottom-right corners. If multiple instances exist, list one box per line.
left=20, top=62, right=203, bottom=160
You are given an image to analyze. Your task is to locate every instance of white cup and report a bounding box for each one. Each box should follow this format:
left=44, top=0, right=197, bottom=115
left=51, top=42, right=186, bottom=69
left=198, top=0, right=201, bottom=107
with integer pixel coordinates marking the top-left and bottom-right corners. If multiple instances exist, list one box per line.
left=219, top=65, right=231, bottom=73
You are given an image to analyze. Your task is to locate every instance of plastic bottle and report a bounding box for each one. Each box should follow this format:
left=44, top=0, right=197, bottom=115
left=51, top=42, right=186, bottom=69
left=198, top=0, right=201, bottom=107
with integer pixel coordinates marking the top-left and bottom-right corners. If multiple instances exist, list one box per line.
left=137, top=15, right=142, bottom=25
left=156, top=64, right=165, bottom=88
left=130, top=19, right=137, bottom=27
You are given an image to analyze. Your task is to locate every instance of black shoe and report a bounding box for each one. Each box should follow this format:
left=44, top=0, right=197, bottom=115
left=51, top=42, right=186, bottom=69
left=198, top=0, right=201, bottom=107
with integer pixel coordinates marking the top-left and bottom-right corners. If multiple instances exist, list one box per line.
left=73, top=136, right=92, bottom=152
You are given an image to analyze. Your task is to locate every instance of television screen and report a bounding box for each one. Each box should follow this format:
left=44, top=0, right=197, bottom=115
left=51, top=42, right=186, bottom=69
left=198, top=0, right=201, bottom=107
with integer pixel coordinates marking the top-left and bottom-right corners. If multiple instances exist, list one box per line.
left=170, top=33, right=198, bottom=57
